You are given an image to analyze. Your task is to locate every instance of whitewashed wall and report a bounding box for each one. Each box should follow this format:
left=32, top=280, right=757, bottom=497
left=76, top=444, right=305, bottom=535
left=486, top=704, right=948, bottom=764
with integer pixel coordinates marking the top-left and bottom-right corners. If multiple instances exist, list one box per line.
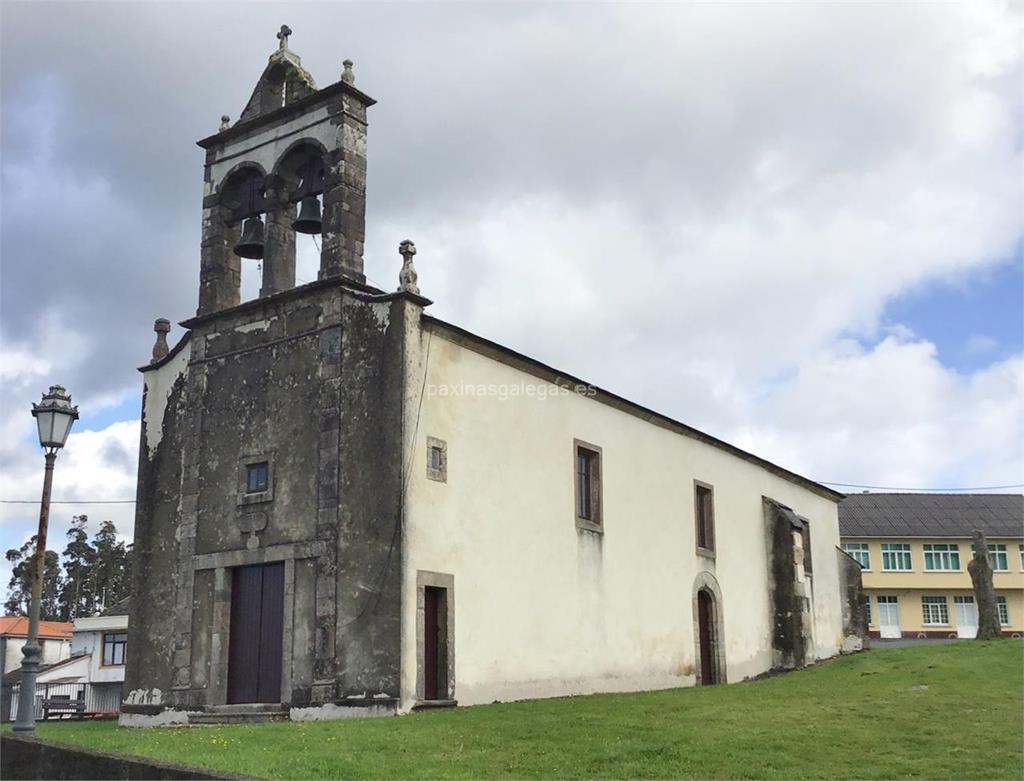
left=400, top=319, right=843, bottom=709
left=71, top=615, right=129, bottom=684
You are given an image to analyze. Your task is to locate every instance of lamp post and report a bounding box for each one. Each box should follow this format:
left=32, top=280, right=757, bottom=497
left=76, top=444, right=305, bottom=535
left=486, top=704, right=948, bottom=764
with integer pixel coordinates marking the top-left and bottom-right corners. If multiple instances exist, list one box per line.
left=13, top=385, right=78, bottom=733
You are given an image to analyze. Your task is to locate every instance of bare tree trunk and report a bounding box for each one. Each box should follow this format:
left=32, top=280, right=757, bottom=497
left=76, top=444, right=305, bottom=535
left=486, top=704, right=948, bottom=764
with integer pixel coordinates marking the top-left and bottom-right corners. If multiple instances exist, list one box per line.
left=968, top=530, right=1002, bottom=640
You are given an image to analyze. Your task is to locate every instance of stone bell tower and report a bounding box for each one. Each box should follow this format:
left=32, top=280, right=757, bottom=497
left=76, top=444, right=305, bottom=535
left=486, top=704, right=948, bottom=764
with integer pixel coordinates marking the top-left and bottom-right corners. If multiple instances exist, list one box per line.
left=124, top=28, right=431, bottom=724
left=195, top=24, right=375, bottom=315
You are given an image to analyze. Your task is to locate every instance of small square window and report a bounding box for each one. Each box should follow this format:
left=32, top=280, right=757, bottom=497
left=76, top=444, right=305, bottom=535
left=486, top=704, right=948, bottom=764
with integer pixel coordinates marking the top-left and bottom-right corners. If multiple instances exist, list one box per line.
left=574, top=440, right=602, bottom=532
left=426, top=436, right=447, bottom=483
left=246, top=462, right=269, bottom=494
left=238, top=455, right=274, bottom=506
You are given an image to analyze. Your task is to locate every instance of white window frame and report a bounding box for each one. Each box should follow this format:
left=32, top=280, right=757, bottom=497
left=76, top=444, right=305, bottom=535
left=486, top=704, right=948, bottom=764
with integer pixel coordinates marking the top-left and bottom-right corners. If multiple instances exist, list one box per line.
left=863, top=595, right=872, bottom=625
left=923, top=543, right=961, bottom=572
left=988, top=544, right=1009, bottom=572
left=1019, top=544, right=1023, bottom=571
left=996, top=596, right=1009, bottom=626
left=881, top=543, right=912, bottom=572
left=921, top=595, right=949, bottom=626
left=842, top=543, right=870, bottom=570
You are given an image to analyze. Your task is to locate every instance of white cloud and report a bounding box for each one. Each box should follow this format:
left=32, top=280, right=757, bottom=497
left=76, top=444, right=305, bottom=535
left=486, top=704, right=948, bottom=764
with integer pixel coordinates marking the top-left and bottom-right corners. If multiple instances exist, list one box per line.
left=0, top=0, right=1020, bottom=598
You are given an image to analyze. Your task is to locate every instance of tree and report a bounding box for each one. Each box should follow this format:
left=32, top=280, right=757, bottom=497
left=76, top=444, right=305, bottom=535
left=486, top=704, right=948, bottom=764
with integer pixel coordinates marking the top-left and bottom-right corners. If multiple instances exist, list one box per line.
left=58, top=515, right=97, bottom=620
left=4, top=538, right=62, bottom=620
left=968, top=529, right=1002, bottom=640
left=92, top=520, right=132, bottom=610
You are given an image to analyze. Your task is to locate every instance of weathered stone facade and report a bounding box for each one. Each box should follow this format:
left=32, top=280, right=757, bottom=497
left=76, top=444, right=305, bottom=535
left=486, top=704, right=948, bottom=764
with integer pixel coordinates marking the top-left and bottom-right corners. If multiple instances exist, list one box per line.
left=123, top=33, right=427, bottom=722
left=124, top=30, right=864, bottom=724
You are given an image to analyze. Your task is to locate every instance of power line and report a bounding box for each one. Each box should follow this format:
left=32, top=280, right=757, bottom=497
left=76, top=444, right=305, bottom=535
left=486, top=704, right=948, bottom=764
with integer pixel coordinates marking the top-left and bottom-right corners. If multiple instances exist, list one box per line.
left=0, top=500, right=136, bottom=504
left=3, top=477, right=1020, bottom=505
left=818, top=481, right=1024, bottom=492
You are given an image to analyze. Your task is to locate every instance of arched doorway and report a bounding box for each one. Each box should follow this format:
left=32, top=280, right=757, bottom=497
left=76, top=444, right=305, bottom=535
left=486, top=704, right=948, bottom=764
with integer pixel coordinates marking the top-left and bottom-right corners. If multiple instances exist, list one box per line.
left=691, top=572, right=726, bottom=685
left=697, top=589, right=718, bottom=684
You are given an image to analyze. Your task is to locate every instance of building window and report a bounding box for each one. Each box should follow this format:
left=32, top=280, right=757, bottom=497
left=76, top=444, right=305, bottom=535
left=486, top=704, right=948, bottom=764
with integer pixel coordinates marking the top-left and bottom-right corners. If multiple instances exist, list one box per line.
left=800, top=518, right=812, bottom=576
left=694, top=481, right=715, bottom=554
left=426, top=436, right=447, bottom=483
left=842, top=543, right=870, bottom=570
left=997, top=596, right=1009, bottom=626
left=863, top=594, right=872, bottom=625
left=1019, top=544, right=1024, bottom=570
left=921, top=596, right=949, bottom=625
left=923, top=543, right=960, bottom=571
left=574, top=440, right=602, bottom=532
left=102, top=632, right=128, bottom=666
left=238, top=455, right=274, bottom=506
left=988, top=544, right=1009, bottom=572
left=881, top=543, right=912, bottom=571
left=246, top=462, right=269, bottom=494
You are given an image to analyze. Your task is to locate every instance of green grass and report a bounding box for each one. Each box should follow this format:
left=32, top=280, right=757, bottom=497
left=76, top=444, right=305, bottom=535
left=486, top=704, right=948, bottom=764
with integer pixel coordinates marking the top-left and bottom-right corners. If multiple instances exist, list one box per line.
left=11, top=641, right=1023, bottom=780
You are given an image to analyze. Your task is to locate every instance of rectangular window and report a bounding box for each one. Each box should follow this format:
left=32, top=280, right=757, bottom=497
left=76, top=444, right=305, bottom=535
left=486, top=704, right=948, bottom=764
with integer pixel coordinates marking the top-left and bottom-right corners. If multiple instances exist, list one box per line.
left=842, top=543, right=870, bottom=570
left=102, top=632, right=128, bottom=666
left=988, top=544, right=1009, bottom=572
left=1019, top=544, right=1024, bottom=570
left=923, top=543, right=960, bottom=571
left=997, top=596, right=1009, bottom=626
left=800, top=518, right=813, bottom=576
left=881, top=543, right=912, bottom=571
left=574, top=441, right=602, bottom=530
left=921, top=596, right=949, bottom=625
left=246, top=461, right=269, bottom=494
left=694, top=482, right=715, bottom=554
left=426, top=436, right=447, bottom=483
left=863, top=594, right=872, bottom=625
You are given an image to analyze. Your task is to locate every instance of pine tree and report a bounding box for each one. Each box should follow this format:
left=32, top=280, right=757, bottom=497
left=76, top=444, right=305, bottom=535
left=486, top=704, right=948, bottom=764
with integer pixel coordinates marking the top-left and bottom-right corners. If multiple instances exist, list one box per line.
left=4, top=538, right=62, bottom=620
left=92, top=520, right=131, bottom=610
left=58, top=515, right=98, bottom=620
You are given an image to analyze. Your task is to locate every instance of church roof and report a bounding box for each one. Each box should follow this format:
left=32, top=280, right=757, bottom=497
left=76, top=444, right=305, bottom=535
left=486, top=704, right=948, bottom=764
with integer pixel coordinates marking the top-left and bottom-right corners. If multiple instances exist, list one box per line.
left=839, top=493, right=1023, bottom=538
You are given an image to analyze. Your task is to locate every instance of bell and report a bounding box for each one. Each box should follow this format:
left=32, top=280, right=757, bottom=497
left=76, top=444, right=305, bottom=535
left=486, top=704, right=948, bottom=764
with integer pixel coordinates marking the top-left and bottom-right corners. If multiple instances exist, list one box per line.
left=292, top=195, right=322, bottom=235
left=233, top=215, right=265, bottom=259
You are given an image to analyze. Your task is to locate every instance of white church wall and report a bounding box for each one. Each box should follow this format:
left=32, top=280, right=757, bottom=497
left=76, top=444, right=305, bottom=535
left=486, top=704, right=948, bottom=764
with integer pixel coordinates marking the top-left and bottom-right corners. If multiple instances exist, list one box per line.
left=400, top=319, right=843, bottom=710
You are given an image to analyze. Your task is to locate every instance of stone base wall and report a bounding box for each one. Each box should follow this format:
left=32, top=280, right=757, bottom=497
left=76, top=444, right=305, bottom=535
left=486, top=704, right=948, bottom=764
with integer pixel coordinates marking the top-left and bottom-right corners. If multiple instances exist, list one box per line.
left=1, top=732, right=241, bottom=780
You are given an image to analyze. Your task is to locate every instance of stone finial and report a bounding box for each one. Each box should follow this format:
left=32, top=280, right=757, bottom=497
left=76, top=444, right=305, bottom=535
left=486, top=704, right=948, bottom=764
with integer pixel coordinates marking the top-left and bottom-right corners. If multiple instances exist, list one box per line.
left=219, top=114, right=230, bottom=131
left=151, top=318, right=171, bottom=363
left=277, top=24, right=292, bottom=51
left=341, top=59, right=355, bottom=85
left=397, top=240, right=420, bottom=295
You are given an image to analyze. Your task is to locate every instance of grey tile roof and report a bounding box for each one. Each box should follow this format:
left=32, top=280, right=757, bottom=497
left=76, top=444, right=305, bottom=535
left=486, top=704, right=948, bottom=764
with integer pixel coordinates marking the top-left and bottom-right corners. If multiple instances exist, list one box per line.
left=839, top=493, right=1024, bottom=539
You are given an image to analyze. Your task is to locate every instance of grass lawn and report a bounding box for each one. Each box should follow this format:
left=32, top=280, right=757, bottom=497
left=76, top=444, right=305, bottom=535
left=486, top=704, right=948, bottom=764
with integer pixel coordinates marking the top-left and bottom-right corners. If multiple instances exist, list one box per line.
left=12, top=641, right=1023, bottom=780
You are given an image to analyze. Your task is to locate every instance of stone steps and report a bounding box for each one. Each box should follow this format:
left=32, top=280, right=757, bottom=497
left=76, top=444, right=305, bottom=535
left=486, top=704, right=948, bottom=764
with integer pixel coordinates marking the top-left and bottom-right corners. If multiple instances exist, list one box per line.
left=187, top=703, right=289, bottom=725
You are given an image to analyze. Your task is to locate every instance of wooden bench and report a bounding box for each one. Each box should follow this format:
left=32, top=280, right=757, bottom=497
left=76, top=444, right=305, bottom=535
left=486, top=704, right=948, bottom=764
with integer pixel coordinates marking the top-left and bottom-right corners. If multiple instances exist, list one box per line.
left=41, top=698, right=86, bottom=720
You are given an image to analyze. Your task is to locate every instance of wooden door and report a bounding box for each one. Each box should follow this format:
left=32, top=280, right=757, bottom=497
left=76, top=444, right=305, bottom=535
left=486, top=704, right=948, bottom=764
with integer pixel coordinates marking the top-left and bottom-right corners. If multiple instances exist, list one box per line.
left=228, top=562, right=284, bottom=704
left=423, top=586, right=445, bottom=700
left=697, top=589, right=716, bottom=685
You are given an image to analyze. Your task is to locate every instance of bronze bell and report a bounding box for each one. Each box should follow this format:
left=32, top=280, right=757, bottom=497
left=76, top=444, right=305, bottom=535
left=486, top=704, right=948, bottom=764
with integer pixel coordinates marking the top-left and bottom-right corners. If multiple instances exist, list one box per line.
left=292, top=195, right=322, bottom=235
left=233, top=215, right=265, bottom=259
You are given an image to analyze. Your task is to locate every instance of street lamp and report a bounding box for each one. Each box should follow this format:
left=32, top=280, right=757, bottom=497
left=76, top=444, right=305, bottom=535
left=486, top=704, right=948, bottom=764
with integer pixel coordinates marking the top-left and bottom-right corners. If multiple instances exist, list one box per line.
left=13, top=385, right=78, bottom=733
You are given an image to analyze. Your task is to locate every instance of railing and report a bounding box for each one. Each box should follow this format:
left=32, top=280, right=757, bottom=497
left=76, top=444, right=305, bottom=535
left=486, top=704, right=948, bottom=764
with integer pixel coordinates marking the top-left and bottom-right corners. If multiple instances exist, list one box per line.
left=7, top=682, right=122, bottom=720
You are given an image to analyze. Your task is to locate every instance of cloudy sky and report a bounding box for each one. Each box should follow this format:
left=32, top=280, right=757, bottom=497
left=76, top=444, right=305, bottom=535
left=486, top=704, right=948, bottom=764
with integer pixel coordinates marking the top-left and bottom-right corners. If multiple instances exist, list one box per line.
left=1, top=1, right=1021, bottom=585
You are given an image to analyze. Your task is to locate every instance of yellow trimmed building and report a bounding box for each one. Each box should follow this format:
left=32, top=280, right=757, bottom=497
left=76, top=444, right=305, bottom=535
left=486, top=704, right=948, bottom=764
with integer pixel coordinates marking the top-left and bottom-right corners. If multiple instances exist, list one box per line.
left=839, top=493, right=1023, bottom=639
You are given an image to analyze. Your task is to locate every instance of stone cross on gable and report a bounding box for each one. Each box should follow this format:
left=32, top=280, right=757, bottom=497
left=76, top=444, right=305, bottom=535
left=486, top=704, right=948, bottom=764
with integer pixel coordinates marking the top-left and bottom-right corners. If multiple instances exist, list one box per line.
left=398, top=240, right=420, bottom=296
left=277, top=24, right=292, bottom=50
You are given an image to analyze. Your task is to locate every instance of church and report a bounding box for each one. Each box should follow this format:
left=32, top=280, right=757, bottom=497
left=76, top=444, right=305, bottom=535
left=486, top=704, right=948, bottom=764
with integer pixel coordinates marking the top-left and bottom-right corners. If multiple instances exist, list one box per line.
left=121, top=28, right=865, bottom=725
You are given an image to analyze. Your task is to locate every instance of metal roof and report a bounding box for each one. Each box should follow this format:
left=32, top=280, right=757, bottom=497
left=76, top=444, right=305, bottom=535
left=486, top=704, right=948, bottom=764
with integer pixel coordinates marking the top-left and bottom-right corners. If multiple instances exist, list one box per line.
left=839, top=493, right=1024, bottom=539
